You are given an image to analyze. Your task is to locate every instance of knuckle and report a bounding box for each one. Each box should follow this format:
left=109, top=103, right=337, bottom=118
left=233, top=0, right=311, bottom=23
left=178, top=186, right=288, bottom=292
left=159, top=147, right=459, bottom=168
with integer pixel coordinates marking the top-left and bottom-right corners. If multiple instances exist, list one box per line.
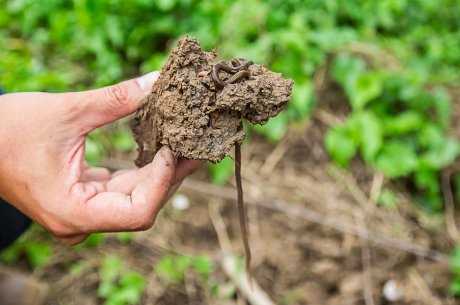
left=131, top=212, right=157, bottom=231
left=105, top=83, right=132, bottom=113
left=47, top=221, right=73, bottom=238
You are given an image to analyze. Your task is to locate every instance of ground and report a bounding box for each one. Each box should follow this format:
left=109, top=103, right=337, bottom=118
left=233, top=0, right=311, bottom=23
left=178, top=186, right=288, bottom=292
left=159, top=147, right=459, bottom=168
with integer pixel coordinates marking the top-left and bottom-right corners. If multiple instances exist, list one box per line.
left=27, top=102, right=458, bottom=305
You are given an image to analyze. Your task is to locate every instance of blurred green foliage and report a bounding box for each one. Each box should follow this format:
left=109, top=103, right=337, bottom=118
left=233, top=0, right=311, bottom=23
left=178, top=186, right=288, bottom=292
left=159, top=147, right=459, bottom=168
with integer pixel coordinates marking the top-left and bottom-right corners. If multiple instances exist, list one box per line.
left=76, top=232, right=134, bottom=249
left=0, top=226, right=53, bottom=269
left=450, top=247, right=460, bottom=296
left=326, top=54, right=458, bottom=211
left=208, top=156, right=234, bottom=186
left=3, top=0, right=460, bottom=185
left=155, top=254, right=214, bottom=284
left=6, top=0, right=458, bottom=136
left=98, top=256, right=146, bottom=305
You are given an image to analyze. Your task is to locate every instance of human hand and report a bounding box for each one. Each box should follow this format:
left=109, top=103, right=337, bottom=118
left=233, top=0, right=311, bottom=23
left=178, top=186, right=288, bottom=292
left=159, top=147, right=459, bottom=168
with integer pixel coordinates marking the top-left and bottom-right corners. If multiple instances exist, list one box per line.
left=0, top=72, right=201, bottom=244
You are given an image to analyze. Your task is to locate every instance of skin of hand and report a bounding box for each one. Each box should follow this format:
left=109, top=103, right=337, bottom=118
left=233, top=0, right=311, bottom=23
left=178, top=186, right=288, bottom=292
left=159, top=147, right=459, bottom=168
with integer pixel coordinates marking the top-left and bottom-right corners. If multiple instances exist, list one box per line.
left=0, top=72, right=201, bottom=244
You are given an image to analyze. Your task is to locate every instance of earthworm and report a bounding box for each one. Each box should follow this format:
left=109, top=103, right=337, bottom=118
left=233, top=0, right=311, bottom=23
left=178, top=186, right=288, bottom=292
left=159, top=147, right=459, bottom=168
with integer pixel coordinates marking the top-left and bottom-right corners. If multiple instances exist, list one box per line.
left=230, top=58, right=253, bottom=71
left=211, top=62, right=227, bottom=88
left=211, top=59, right=253, bottom=89
left=227, top=70, right=251, bottom=84
left=234, top=142, right=252, bottom=280
left=212, top=58, right=253, bottom=279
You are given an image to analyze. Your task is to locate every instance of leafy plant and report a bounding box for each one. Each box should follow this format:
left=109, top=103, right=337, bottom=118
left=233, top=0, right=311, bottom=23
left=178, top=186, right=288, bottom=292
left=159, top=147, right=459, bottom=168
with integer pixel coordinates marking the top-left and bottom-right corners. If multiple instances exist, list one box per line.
left=79, top=233, right=106, bottom=248
left=98, top=256, right=146, bottom=305
left=0, top=236, right=52, bottom=269
left=326, top=54, right=459, bottom=212
left=4, top=0, right=460, bottom=156
left=154, top=254, right=214, bottom=284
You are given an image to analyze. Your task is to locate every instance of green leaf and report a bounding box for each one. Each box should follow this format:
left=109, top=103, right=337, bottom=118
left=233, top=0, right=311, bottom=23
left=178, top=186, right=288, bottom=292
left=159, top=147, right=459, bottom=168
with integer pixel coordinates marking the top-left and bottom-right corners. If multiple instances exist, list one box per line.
left=289, top=81, right=314, bottom=120
left=80, top=233, right=106, bottom=248
left=432, top=88, right=451, bottom=129
left=354, top=111, right=382, bottom=162
left=24, top=242, right=52, bottom=269
left=155, top=255, right=192, bottom=283
left=382, top=111, right=424, bottom=135
left=450, top=246, right=460, bottom=275
left=375, top=141, right=418, bottom=177
left=97, top=255, right=145, bottom=305
left=99, top=256, right=123, bottom=298
left=348, top=72, right=383, bottom=110
left=85, top=137, right=105, bottom=165
left=252, top=113, right=288, bottom=143
left=191, top=255, right=214, bottom=278
left=332, top=54, right=365, bottom=87
left=117, top=232, right=134, bottom=244
left=0, top=241, right=24, bottom=264
left=120, top=272, right=146, bottom=290
left=332, top=55, right=383, bottom=109
left=414, top=169, right=440, bottom=195
left=325, top=125, right=358, bottom=167
left=101, top=256, right=123, bottom=280
left=156, top=0, right=176, bottom=11
left=417, top=123, right=444, bottom=149
left=114, top=272, right=146, bottom=304
left=141, top=53, right=167, bottom=73
left=419, top=138, right=460, bottom=170
left=112, top=130, right=136, bottom=152
left=208, top=157, right=234, bottom=185
left=449, top=279, right=460, bottom=297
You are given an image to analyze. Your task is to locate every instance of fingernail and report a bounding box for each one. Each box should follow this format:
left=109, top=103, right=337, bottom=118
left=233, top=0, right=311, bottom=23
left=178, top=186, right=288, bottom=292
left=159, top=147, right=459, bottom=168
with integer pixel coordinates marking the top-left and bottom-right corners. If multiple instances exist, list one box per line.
left=136, top=71, right=160, bottom=94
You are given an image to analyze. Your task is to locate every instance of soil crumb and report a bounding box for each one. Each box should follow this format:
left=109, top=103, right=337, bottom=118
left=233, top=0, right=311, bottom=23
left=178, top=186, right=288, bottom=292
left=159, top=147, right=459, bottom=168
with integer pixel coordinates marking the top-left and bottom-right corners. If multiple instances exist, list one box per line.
left=131, top=36, right=293, bottom=165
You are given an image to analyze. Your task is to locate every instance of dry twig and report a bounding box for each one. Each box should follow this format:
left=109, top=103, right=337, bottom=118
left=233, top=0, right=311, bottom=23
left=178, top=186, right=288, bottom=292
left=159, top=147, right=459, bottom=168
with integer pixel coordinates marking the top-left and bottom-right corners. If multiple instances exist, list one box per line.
left=182, top=179, right=449, bottom=263
left=369, top=172, right=384, bottom=205
left=408, top=270, right=443, bottom=305
left=259, top=134, right=291, bottom=175
left=96, top=159, right=448, bottom=263
left=355, top=213, right=375, bottom=305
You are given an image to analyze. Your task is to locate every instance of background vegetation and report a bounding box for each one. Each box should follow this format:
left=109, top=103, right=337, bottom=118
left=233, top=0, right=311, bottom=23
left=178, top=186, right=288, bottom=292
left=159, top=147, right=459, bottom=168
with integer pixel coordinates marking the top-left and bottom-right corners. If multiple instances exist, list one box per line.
left=3, top=0, right=460, bottom=301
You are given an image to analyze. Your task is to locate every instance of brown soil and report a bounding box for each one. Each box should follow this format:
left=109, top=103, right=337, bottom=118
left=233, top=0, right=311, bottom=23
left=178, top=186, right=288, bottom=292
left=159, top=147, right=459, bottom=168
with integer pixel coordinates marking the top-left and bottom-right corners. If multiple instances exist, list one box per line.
left=131, top=36, right=293, bottom=165
left=36, top=122, right=457, bottom=304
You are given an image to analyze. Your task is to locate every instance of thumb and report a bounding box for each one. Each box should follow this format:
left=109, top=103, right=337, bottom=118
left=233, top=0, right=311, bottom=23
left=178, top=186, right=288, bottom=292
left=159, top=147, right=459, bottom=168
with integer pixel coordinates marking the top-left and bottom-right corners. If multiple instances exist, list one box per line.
left=73, top=71, right=159, bottom=130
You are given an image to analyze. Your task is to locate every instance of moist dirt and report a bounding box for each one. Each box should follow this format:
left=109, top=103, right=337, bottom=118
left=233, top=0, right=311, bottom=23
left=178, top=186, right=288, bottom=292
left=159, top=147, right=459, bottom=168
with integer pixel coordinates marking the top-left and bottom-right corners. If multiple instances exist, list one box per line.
left=131, top=36, right=293, bottom=165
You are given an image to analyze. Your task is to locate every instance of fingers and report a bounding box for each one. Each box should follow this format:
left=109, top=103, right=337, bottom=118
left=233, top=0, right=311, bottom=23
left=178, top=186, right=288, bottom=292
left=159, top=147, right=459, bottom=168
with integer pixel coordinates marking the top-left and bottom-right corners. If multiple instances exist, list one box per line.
left=75, top=146, right=176, bottom=232
left=106, top=163, right=155, bottom=194
left=106, top=158, right=202, bottom=194
left=174, top=159, right=202, bottom=184
left=81, top=167, right=111, bottom=182
left=160, top=159, right=202, bottom=209
left=69, top=71, right=159, bottom=131
left=64, top=149, right=201, bottom=239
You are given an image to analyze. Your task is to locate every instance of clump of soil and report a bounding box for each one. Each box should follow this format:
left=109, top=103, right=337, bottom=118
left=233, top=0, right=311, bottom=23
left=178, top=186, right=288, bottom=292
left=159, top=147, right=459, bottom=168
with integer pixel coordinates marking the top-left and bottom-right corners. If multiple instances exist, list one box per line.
left=131, top=36, right=293, bottom=165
